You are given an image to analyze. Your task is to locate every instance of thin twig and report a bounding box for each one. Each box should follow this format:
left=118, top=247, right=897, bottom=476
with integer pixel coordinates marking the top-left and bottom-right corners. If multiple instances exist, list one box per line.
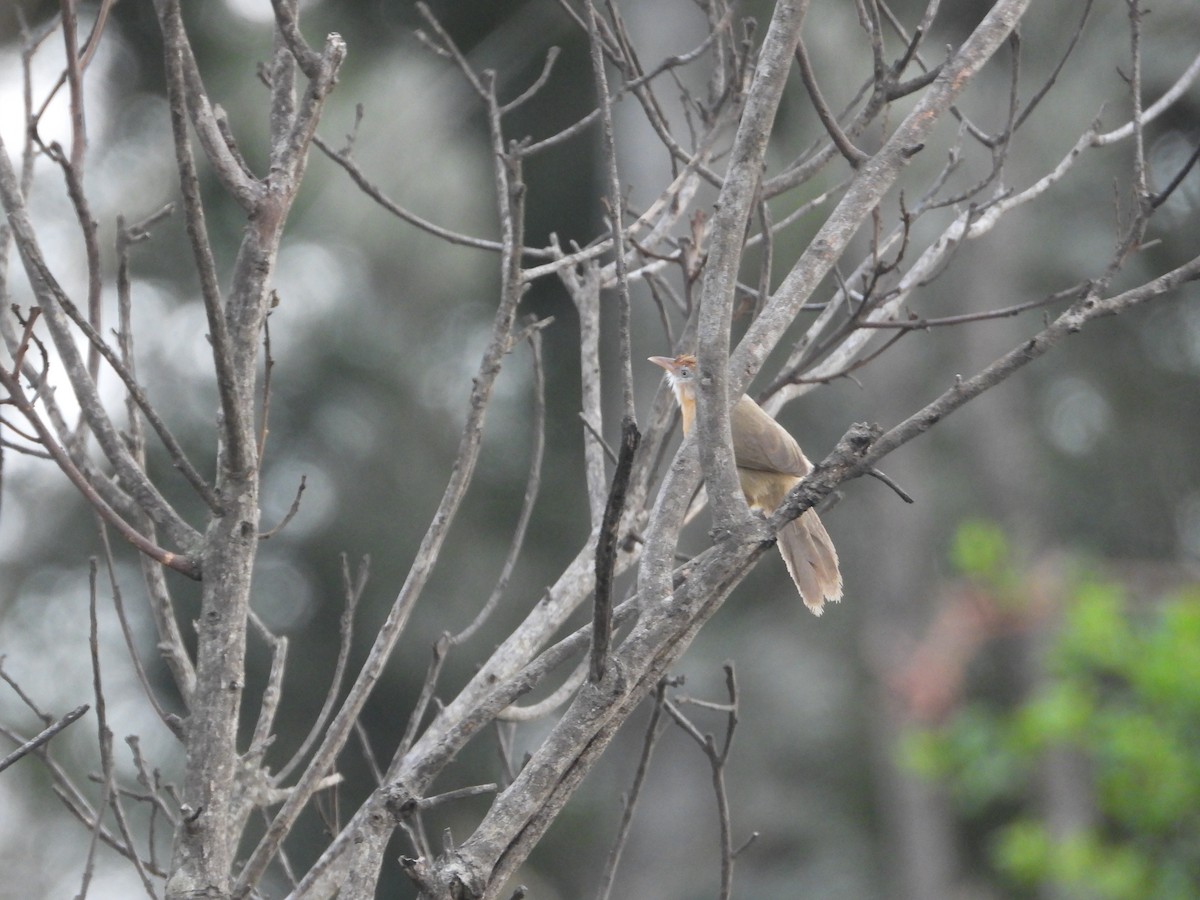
left=496, top=659, right=588, bottom=722
left=157, top=0, right=244, bottom=471
left=354, top=720, right=384, bottom=786
left=246, top=610, right=288, bottom=767
left=866, top=467, right=915, bottom=504
left=453, top=326, right=548, bottom=645
left=259, top=474, right=307, bottom=540
left=1012, top=0, right=1094, bottom=133
left=400, top=783, right=499, bottom=814
left=28, top=0, right=113, bottom=148
left=393, top=635, right=450, bottom=766
left=274, top=553, right=368, bottom=783
left=588, top=1, right=636, bottom=424
left=501, top=47, right=562, bottom=113
left=595, top=680, right=670, bottom=900
left=257, top=302, right=277, bottom=465
left=10, top=305, right=41, bottom=374
left=78, top=561, right=108, bottom=900
left=795, top=39, right=869, bottom=168
left=0, top=705, right=89, bottom=774
left=1151, top=139, right=1200, bottom=210
left=1127, top=0, right=1148, bottom=205
left=520, top=108, right=602, bottom=156
left=0, top=368, right=200, bottom=578
left=623, top=4, right=735, bottom=91
left=311, top=131, right=532, bottom=257
left=1094, top=50, right=1200, bottom=146
left=83, top=559, right=159, bottom=899
left=114, top=203, right=221, bottom=510
left=96, top=522, right=185, bottom=738
left=237, top=39, right=534, bottom=889
left=29, top=232, right=221, bottom=513
left=125, top=735, right=179, bottom=827
left=662, top=666, right=741, bottom=900
left=578, top=412, right=620, bottom=466
left=0, top=131, right=200, bottom=549
left=43, top=139, right=104, bottom=411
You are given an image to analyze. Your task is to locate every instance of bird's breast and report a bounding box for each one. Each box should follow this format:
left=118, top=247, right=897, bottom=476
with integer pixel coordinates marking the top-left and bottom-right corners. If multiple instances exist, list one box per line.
left=736, top=467, right=800, bottom=511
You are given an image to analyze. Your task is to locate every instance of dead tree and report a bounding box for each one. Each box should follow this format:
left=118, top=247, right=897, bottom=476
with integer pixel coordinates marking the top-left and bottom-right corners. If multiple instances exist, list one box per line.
left=1, top=0, right=1197, bottom=897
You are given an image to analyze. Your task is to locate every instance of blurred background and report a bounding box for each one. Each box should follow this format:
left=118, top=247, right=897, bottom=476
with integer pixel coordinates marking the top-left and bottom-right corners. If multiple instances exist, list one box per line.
left=1, top=0, right=1198, bottom=897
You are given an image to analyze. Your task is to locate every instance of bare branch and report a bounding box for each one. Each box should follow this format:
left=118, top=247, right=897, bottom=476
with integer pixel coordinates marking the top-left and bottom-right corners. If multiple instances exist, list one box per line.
left=591, top=417, right=639, bottom=683
left=151, top=0, right=263, bottom=208
left=624, top=4, right=735, bottom=91
left=561, top=263, right=610, bottom=526
left=734, top=0, right=1036, bottom=397
left=270, top=0, right=323, bottom=79
left=414, top=2, right=489, bottom=99
left=259, top=474, right=307, bottom=540
left=277, top=32, right=348, bottom=185
left=312, top=131, right=524, bottom=256
left=115, top=206, right=221, bottom=514
left=588, top=2, right=635, bottom=423
left=400, top=783, right=499, bottom=814
left=0, top=150, right=200, bottom=550
left=520, top=108, right=602, bottom=156
left=157, top=0, right=244, bottom=471
left=246, top=610, right=288, bottom=768
left=394, top=635, right=450, bottom=763
left=1095, top=49, right=1200, bottom=145
left=1151, top=139, right=1200, bottom=210
left=595, top=681, right=669, bottom=900
left=234, top=51, right=530, bottom=894
left=275, top=553, right=368, bottom=783
left=1012, top=0, right=1094, bottom=133
left=795, top=38, right=869, bottom=168
left=495, top=661, right=589, bottom=723
left=85, top=559, right=159, bottom=899
left=0, top=367, right=200, bottom=578
left=0, top=704, right=89, bottom=774
left=501, top=47, right=562, bottom=113
left=770, top=255, right=1200, bottom=538
left=694, top=0, right=808, bottom=544
left=97, top=523, right=185, bottom=738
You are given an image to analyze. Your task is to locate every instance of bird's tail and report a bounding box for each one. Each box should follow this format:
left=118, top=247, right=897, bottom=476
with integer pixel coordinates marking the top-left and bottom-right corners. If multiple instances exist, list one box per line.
left=777, top=509, right=842, bottom=616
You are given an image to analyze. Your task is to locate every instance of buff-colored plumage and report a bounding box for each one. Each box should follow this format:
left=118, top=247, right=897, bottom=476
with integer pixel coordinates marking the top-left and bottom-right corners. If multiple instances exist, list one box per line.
left=649, top=354, right=842, bottom=615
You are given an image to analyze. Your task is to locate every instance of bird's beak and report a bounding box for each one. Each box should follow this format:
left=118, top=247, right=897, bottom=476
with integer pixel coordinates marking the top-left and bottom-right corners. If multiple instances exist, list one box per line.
left=647, top=355, right=676, bottom=373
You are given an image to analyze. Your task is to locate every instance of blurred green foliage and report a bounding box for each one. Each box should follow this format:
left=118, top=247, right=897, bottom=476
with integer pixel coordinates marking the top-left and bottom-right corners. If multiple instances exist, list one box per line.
left=905, top=522, right=1200, bottom=899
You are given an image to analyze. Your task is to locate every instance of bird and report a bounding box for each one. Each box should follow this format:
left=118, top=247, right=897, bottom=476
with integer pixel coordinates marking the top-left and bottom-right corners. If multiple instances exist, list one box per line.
left=649, top=353, right=842, bottom=615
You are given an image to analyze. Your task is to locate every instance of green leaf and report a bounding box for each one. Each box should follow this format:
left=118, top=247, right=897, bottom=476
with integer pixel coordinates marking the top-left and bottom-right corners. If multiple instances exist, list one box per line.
left=1056, top=579, right=1129, bottom=673
left=992, top=819, right=1050, bottom=885
left=950, top=519, right=1011, bottom=583
left=1010, top=680, right=1094, bottom=750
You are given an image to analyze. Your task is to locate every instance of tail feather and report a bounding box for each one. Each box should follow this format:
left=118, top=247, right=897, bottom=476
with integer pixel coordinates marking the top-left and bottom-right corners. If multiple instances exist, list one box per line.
left=777, top=510, right=842, bottom=616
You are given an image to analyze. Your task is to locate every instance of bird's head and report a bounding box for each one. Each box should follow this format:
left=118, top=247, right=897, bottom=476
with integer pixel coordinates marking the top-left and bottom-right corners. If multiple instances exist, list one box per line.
left=649, top=354, right=699, bottom=424
left=648, top=354, right=698, bottom=392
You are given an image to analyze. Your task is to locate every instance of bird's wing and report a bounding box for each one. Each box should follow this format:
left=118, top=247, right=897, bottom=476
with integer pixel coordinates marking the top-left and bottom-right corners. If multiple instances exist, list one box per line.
left=730, top=396, right=811, bottom=477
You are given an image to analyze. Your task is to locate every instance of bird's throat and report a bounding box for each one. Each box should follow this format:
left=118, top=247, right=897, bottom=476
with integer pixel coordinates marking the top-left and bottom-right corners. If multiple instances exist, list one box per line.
left=672, top=382, right=696, bottom=435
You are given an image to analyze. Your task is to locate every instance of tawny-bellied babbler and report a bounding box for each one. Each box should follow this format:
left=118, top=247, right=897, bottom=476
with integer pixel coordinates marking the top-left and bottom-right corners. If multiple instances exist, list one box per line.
left=650, top=354, right=842, bottom=616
